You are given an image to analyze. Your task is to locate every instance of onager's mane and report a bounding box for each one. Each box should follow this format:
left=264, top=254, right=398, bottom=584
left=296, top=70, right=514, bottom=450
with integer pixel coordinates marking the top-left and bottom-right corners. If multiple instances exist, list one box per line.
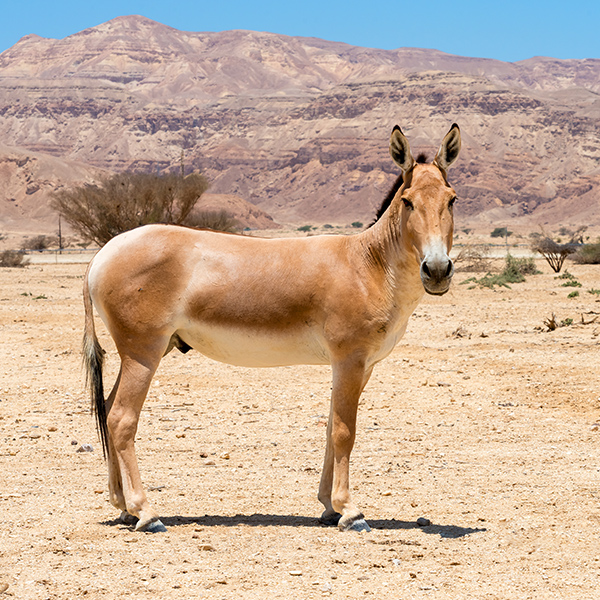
left=368, top=153, right=429, bottom=228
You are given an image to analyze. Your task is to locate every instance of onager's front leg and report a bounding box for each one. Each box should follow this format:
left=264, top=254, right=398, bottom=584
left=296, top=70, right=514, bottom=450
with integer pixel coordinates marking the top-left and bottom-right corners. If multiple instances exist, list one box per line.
left=319, top=359, right=373, bottom=532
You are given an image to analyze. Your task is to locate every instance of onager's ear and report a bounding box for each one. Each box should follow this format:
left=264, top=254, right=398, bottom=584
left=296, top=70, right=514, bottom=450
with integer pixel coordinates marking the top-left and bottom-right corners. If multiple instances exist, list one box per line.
left=434, top=123, right=461, bottom=171
left=389, top=126, right=415, bottom=172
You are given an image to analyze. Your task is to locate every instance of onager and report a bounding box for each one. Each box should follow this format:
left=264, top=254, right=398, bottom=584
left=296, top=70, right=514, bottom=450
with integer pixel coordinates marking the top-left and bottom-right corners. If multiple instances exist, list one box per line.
left=83, top=124, right=461, bottom=532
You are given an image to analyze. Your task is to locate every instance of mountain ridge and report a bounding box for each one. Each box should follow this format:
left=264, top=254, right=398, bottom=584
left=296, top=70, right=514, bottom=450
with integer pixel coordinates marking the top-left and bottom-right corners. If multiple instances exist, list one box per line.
left=0, top=15, right=599, bottom=231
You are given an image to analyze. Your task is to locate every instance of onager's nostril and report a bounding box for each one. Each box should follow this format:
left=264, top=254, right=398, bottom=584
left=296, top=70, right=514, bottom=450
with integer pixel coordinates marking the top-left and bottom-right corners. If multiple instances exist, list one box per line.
left=421, top=262, right=432, bottom=278
left=445, top=260, right=453, bottom=278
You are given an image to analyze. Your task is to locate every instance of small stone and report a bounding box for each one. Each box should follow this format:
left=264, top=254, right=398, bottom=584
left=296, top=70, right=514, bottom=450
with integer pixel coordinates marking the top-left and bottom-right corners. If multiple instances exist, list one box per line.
left=591, top=423, right=600, bottom=432
left=48, top=426, right=57, bottom=432
left=76, top=444, right=94, bottom=453
left=409, top=572, right=417, bottom=579
left=220, top=452, right=230, bottom=460
left=71, top=440, right=78, bottom=445
left=198, top=544, right=216, bottom=551
left=203, top=459, right=216, bottom=466
left=416, top=517, right=431, bottom=527
left=382, top=490, right=392, bottom=496
left=289, top=571, right=303, bottom=576
left=0, top=583, right=8, bottom=593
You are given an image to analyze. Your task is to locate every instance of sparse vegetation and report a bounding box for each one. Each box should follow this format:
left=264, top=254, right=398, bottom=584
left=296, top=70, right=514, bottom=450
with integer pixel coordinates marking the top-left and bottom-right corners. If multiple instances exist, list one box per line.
left=460, top=254, right=538, bottom=289
left=571, top=242, right=600, bottom=265
left=21, top=235, right=54, bottom=251
left=351, top=222, right=363, bottom=229
left=0, top=250, right=29, bottom=268
left=568, top=291, right=580, bottom=298
left=51, top=171, right=209, bottom=246
left=297, top=225, right=313, bottom=232
left=587, top=288, right=600, bottom=296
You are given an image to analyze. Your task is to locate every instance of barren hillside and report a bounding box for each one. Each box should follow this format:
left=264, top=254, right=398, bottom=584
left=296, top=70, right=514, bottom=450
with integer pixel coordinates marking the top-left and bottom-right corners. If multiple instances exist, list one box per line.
left=0, top=15, right=599, bottom=230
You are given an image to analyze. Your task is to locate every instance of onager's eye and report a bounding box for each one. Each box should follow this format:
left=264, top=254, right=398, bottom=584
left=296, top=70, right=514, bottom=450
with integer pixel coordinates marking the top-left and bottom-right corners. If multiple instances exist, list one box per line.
left=448, top=196, right=457, bottom=209
left=402, top=197, right=414, bottom=210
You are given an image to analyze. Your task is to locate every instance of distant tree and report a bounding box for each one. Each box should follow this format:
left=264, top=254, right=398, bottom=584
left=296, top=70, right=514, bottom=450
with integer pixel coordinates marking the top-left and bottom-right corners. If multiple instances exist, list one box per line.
left=297, top=225, right=313, bottom=232
left=51, top=171, right=209, bottom=246
left=351, top=221, right=363, bottom=229
left=530, top=236, right=577, bottom=273
left=491, top=227, right=512, bottom=238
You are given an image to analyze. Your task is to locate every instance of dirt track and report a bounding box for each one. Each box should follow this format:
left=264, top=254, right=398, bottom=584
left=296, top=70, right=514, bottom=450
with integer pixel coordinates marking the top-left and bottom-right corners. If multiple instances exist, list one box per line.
left=1, top=260, right=600, bottom=599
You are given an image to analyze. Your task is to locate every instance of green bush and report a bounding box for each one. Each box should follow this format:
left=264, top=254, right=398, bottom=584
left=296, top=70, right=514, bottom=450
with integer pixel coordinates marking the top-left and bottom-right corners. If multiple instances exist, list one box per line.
left=568, top=291, right=580, bottom=298
left=351, top=222, right=364, bottom=229
left=465, top=254, right=539, bottom=289
left=297, top=225, right=313, bottom=232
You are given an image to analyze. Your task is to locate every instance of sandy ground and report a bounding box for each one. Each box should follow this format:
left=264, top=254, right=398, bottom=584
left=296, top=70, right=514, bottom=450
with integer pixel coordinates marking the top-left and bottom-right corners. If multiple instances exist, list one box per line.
left=1, top=258, right=600, bottom=599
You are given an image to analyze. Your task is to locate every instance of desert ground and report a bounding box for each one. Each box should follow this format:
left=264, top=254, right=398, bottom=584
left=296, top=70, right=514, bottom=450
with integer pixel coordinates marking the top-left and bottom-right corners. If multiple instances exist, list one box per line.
left=1, top=252, right=600, bottom=599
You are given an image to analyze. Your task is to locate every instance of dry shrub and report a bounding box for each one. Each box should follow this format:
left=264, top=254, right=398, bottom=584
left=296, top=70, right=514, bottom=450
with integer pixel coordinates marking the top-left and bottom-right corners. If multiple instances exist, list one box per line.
left=51, top=171, right=209, bottom=246
left=571, top=242, right=600, bottom=265
left=454, top=244, right=492, bottom=272
left=184, top=210, right=239, bottom=233
left=21, top=235, right=54, bottom=251
left=0, top=250, right=29, bottom=268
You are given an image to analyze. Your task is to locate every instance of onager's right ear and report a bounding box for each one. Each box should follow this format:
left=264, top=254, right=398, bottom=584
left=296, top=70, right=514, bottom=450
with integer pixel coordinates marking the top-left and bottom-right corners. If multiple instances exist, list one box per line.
left=389, top=126, right=415, bottom=173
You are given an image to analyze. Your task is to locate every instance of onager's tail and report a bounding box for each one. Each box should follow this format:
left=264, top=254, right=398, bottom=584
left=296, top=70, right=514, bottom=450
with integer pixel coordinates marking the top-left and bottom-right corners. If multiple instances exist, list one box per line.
left=82, top=270, right=108, bottom=458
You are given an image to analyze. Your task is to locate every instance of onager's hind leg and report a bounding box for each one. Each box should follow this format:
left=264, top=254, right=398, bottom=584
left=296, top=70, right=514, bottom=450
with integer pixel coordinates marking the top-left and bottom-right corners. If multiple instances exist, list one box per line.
left=318, top=360, right=373, bottom=532
left=107, top=352, right=165, bottom=532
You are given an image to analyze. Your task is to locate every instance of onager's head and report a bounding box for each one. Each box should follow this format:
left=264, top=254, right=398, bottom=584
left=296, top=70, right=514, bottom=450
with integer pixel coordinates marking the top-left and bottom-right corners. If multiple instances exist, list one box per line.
left=389, top=124, right=461, bottom=295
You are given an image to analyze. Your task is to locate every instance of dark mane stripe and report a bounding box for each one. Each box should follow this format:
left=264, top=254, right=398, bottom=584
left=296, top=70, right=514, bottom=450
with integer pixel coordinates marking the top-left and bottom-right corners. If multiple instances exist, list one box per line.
left=368, top=153, right=428, bottom=228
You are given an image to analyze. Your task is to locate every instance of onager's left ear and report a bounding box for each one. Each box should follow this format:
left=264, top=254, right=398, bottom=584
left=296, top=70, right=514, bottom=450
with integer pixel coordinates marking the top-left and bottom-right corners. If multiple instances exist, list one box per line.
left=434, top=123, right=461, bottom=171
left=389, top=126, right=415, bottom=173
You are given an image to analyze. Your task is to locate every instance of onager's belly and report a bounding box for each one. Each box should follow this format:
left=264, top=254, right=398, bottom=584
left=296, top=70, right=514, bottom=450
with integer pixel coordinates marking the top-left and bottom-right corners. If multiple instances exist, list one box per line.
left=177, top=322, right=331, bottom=368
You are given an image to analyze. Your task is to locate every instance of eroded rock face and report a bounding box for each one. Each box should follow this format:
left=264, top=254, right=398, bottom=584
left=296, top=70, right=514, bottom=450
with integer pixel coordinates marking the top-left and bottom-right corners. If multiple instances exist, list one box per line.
left=1, top=15, right=600, bottom=228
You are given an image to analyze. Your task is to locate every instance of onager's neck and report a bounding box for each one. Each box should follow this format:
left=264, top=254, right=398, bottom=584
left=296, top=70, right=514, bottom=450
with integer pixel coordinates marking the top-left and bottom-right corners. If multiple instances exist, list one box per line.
left=356, top=204, right=422, bottom=293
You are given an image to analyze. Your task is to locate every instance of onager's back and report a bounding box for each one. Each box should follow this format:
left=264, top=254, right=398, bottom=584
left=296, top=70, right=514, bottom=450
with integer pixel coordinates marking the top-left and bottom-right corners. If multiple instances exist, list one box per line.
left=83, top=123, right=461, bottom=533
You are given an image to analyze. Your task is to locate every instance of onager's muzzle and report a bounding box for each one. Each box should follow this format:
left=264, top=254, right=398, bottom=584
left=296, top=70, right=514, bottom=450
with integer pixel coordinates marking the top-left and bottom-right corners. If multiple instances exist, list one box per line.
left=420, top=253, right=454, bottom=296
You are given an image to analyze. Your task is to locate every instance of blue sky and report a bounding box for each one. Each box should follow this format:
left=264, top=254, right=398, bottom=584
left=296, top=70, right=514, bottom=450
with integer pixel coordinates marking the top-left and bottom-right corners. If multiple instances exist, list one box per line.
left=1, top=0, right=598, bottom=62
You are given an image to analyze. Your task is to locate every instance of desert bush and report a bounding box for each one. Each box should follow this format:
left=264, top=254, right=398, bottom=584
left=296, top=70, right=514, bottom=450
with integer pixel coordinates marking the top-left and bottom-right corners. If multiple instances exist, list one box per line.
left=571, top=242, right=600, bottom=265
left=351, top=222, right=363, bottom=229
left=184, top=210, right=239, bottom=233
left=51, top=171, right=209, bottom=246
left=21, top=235, right=54, bottom=251
left=530, top=236, right=578, bottom=273
left=505, top=254, right=541, bottom=276
left=297, top=225, right=313, bottom=232
left=0, top=250, right=29, bottom=268
left=454, top=244, right=492, bottom=272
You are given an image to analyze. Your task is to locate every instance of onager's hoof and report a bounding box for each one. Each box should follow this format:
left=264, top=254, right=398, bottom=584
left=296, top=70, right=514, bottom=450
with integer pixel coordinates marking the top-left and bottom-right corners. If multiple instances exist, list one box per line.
left=338, top=515, right=371, bottom=533
left=135, top=517, right=167, bottom=533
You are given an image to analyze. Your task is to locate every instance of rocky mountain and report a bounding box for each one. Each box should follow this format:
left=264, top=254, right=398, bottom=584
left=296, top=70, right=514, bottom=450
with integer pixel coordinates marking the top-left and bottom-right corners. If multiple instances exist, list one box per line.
left=0, top=15, right=599, bottom=231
